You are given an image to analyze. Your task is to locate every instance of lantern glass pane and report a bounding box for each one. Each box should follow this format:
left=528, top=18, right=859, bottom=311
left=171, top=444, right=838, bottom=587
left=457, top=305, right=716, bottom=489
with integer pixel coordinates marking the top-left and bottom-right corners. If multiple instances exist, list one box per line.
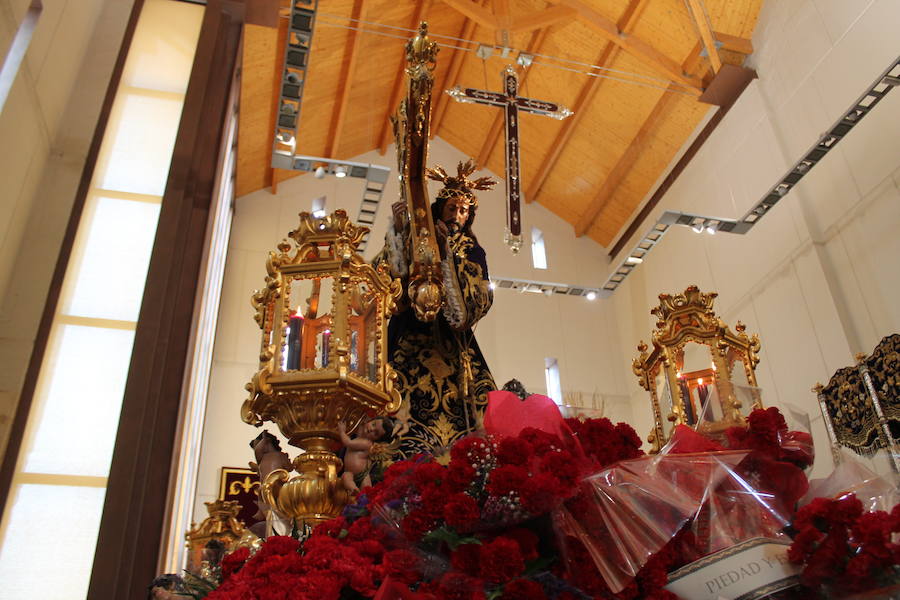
left=286, top=276, right=335, bottom=370
left=349, top=281, right=378, bottom=383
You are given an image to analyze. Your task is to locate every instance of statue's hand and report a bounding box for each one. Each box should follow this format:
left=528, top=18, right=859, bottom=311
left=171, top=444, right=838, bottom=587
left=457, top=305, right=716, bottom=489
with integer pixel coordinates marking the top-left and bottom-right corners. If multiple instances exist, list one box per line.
left=392, top=202, right=407, bottom=233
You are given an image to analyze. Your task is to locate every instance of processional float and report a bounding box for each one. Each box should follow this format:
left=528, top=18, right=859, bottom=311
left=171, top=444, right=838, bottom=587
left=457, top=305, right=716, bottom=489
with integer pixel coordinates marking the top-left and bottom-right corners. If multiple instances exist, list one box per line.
left=241, top=24, right=446, bottom=526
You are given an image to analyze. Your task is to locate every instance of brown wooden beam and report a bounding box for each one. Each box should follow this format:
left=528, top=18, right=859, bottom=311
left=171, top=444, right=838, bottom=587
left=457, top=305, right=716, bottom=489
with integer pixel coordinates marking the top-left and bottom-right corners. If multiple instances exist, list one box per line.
left=268, top=15, right=288, bottom=193
left=685, top=0, right=721, bottom=73
left=526, top=0, right=648, bottom=203
left=441, top=0, right=498, bottom=29
left=475, top=27, right=548, bottom=167
left=430, top=0, right=488, bottom=139
left=377, top=1, right=431, bottom=155
left=510, top=5, right=577, bottom=33
left=326, top=0, right=368, bottom=158
left=714, top=31, right=753, bottom=55
left=551, top=0, right=703, bottom=94
left=574, top=88, right=679, bottom=236
left=608, top=66, right=756, bottom=258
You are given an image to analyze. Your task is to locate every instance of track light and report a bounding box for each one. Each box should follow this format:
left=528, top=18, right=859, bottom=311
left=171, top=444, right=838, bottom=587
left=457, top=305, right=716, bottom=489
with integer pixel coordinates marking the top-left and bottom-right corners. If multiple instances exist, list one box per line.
left=586, top=291, right=597, bottom=301
left=625, top=256, right=643, bottom=264
left=706, top=226, right=716, bottom=235
left=314, top=166, right=325, bottom=179
left=691, top=222, right=705, bottom=233
left=335, top=165, right=348, bottom=178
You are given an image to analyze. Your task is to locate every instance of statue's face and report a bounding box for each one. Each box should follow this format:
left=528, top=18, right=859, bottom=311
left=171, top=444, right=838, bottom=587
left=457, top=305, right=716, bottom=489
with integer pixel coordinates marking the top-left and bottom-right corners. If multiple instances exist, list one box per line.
left=441, top=196, right=470, bottom=229
left=362, top=418, right=387, bottom=441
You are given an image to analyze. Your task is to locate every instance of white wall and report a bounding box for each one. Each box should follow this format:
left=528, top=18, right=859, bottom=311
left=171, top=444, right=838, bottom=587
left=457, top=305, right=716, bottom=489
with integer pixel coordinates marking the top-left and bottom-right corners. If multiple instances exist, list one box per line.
left=608, top=0, right=900, bottom=477
left=193, top=137, right=631, bottom=519
left=0, top=0, right=134, bottom=456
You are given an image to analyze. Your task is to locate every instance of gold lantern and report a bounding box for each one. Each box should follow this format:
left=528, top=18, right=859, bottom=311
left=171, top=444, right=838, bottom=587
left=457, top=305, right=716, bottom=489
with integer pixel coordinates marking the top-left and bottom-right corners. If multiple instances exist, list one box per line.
left=632, top=286, right=763, bottom=452
left=241, top=210, right=402, bottom=526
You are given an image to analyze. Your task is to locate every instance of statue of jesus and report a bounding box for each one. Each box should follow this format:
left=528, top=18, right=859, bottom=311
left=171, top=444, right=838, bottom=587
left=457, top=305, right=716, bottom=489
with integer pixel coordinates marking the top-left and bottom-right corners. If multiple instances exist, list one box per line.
left=374, top=159, right=497, bottom=460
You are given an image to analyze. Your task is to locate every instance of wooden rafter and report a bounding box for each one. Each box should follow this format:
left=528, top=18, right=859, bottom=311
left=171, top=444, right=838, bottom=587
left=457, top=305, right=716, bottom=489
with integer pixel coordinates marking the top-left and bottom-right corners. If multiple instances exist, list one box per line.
left=326, top=0, right=368, bottom=158
left=526, top=0, right=649, bottom=204
left=575, top=41, right=721, bottom=236
left=685, top=0, right=721, bottom=73
left=714, top=31, right=753, bottom=55
left=430, top=0, right=488, bottom=139
left=510, top=5, right=577, bottom=33
left=475, top=27, right=549, bottom=167
left=440, top=0, right=497, bottom=29
left=573, top=88, right=679, bottom=236
left=377, top=0, right=432, bottom=155
left=549, top=0, right=703, bottom=94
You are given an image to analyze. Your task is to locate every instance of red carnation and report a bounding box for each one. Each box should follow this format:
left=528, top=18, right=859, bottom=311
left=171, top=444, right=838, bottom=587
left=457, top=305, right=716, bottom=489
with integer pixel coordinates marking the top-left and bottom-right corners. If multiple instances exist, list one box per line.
left=446, top=461, right=477, bottom=492
left=384, top=548, right=423, bottom=585
left=401, top=508, right=438, bottom=541
left=480, top=537, right=525, bottom=584
left=519, top=473, right=562, bottom=515
left=496, top=437, right=533, bottom=466
left=502, top=578, right=546, bottom=600
left=435, top=571, right=487, bottom=600
left=487, top=464, right=528, bottom=496
left=220, top=546, right=250, bottom=579
left=539, top=451, right=580, bottom=490
left=414, top=461, right=446, bottom=488
left=444, top=492, right=481, bottom=532
left=451, top=436, right=491, bottom=466
left=451, top=542, right=482, bottom=576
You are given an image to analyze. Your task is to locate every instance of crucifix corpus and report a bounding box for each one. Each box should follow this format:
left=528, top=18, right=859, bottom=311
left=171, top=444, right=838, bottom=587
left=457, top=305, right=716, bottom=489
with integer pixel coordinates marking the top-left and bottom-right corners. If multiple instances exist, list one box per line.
left=447, top=66, right=573, bottom=253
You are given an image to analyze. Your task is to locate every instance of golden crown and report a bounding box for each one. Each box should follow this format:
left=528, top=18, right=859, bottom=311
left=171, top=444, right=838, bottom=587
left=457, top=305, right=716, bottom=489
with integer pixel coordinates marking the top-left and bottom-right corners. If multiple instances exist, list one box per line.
left=426, top=159, right=496, bottom=209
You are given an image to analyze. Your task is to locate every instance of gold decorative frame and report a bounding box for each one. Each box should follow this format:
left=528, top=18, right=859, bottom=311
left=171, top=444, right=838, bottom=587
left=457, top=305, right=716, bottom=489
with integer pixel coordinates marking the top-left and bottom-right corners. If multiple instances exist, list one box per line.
left=633, top=286, right=762, bottom=452
left=241, top=210, right=402, bottom=525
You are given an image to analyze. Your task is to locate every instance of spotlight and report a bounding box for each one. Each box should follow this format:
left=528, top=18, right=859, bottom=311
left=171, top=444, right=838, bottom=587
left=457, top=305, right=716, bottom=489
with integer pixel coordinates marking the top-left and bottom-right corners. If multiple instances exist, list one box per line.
left=586, top=291, right=597, bottom=301
left=489, top=281, right=497, bottom=290
left=625, top=256, right=643, bottom=264
left=314, top=166, right=326, bottom=179
left=706, top=226, right=716, bottom=235
left=335, top=165, right=348, bottom=178
left=691, top=223, right=705, bottom=234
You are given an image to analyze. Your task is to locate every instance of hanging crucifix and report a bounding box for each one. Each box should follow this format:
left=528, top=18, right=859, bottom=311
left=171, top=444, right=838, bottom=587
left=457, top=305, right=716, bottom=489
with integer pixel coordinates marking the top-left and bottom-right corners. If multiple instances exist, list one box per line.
left=447, top=66, right=573, bottom=253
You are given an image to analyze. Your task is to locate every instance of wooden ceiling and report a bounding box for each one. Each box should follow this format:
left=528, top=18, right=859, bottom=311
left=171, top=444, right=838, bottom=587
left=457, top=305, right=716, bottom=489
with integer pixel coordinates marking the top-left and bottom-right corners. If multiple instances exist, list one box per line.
left=236, top=0, right=762, bottom=248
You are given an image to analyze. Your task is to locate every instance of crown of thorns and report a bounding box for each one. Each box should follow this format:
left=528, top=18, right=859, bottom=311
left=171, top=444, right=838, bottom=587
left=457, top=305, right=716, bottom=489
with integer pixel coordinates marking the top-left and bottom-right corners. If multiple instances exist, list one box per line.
left=426, top=159, right=496, bottom=209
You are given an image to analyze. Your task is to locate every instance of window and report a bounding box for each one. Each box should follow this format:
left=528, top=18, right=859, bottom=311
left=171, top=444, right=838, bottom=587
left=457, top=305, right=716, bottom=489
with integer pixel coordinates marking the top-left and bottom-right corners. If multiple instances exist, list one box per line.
left=531, top=227, right=547, bottom=269
left=0, top=2, right=203, bottom=596
left=544, top=357, right=562, bottom=405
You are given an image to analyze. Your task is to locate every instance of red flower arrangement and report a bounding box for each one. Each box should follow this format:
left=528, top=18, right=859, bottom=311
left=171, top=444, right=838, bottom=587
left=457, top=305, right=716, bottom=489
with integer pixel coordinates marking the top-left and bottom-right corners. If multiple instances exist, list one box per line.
left=788, top=493, right=900, bottom=594
left=204, top=405, right=897, bottom=600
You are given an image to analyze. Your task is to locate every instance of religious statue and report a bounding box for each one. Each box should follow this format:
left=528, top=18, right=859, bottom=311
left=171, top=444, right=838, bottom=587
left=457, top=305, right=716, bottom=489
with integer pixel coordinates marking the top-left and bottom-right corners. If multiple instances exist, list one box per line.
left=337, top=416, right=396, bottom=494
left=247, top=430, right=292, bottom=536
left=374, top=159, right=497, bottom=459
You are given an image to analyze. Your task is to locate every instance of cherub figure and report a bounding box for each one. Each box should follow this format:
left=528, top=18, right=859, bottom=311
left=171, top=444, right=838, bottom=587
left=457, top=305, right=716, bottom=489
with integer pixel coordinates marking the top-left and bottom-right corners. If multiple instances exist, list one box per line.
left=338, top=417, right=396, bottom=494
left=248, top=430, right=292, bottom=536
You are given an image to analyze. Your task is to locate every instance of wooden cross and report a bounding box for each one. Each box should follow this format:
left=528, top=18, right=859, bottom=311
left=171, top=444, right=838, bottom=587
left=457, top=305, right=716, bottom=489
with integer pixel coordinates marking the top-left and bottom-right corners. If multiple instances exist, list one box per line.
left=447, top=66, right=573, bottom=253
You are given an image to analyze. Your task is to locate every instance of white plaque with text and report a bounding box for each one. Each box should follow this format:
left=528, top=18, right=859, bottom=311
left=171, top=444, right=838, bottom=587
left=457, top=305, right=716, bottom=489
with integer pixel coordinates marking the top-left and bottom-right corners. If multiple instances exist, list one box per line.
left=665, top=538, right=800, bottom=600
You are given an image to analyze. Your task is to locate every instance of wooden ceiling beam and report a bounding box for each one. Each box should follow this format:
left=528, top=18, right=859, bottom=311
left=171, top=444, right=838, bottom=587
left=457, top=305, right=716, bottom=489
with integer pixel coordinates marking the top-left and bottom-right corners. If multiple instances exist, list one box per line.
left=430, top=0, right=488, bottom=139
left=475, top=27, right=549, bottom=167
left=510, top=5, right=577, bottom=33
left=574, top=88, right=678, bottom=236
left=575, top=44, right=714, bottom=236
left=526, top=0, right=649, bottom=204
left=326, top=0, right=368, bottom=158
left=269, top=16, right=289, bottom=194
left=549, top=0, right=703, bottom=94
left=377, top=1, right=432, bottom=155
left=685, top=0, right=721, bottom=73
left=440, top=0, right=498, bottom=30
left=714, top=31, right=752, bottom=55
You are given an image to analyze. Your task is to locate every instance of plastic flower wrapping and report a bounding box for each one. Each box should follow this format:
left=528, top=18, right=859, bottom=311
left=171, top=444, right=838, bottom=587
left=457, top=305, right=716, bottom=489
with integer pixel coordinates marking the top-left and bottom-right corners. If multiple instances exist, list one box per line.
left=202, top=392, right=900, bottom=600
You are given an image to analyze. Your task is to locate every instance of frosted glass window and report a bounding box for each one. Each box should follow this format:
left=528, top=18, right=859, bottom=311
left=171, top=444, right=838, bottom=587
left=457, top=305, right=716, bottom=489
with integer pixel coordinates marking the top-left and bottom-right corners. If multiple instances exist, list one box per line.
left=24, top=325, right=135, bottom=476
left=0, top=484, right=106, bottom=599
left=122, top=0, right=203, bottom=93
left=64, top=197, right=160, bottom=321
left=97, top=93, right=183, bottom=196
left=531, top=227, right=547, bottom=270
left=545, top=357, right=562, bottom=405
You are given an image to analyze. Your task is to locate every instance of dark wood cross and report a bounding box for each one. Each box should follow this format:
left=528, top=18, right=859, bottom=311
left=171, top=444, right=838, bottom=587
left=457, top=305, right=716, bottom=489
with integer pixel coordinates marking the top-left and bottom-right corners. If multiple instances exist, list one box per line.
left=446, top=66, right=573, bottom=253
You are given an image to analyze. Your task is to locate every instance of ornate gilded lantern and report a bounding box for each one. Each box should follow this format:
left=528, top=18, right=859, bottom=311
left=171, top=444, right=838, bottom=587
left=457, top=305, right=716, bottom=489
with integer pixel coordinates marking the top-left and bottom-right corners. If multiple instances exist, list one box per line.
left=632, top=286, right=763, bottom=452
left=241, top=210, right=402, bottom=525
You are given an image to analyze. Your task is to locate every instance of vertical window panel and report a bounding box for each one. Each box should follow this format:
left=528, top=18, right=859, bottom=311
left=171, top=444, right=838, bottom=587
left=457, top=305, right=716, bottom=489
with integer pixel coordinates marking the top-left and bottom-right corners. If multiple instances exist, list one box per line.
left=531, top=227, right=547, bottom=270
left=0, top=484, right=106, bottom=598
left=96, top=93, right=184, bottom=196
left=63, top=196, right=161, bottom=321
left=24, top=325, right=135, bottom=476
